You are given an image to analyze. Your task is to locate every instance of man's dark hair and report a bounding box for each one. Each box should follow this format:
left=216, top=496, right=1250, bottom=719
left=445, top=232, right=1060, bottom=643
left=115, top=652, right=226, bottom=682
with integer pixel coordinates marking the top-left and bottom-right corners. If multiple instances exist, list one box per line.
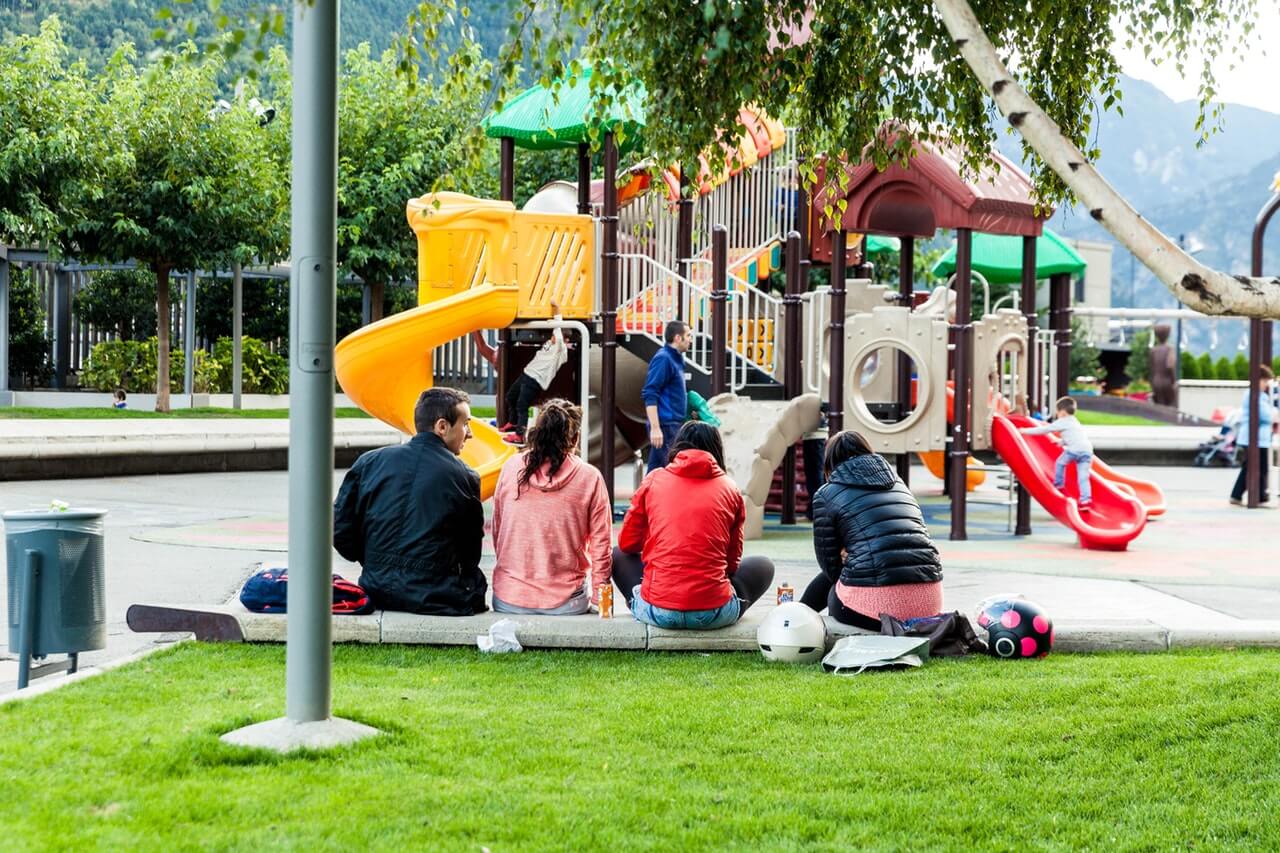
left=669, top=421, right=726, bottom=471
left=1262, top=365, right=1274, bottom=381
left=1056, top=396, right=1076, bottom=415
left=414, top=387, right=470, bottom=434
left=664, top=321, right=689, bottom=344
left=823, top=430, right=874, bottom=478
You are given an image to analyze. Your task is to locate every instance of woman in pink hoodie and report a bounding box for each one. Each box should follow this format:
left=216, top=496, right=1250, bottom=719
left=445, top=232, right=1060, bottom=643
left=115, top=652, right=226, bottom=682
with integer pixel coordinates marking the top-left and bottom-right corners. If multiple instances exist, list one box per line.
left=490, top=399, right=614, bottom=614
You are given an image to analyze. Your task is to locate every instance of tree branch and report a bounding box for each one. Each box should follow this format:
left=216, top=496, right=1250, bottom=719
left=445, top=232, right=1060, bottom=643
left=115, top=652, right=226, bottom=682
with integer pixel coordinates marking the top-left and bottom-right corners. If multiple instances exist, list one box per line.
left=934, top=0, right=1280, bottom=319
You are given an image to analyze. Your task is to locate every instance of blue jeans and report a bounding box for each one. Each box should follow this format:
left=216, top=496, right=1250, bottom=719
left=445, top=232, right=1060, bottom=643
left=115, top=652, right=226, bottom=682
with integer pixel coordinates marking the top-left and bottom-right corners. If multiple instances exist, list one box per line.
left=630, top=585, right=742, bottom=630
left=647, top=420, right=684, bottom=472
left=1055, top=450, right=1092, bottom=505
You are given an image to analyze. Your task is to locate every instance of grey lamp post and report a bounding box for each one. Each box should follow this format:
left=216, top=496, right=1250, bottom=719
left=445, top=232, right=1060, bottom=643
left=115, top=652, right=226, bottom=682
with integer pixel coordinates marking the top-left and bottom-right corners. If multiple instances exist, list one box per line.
left=221, top=0, right=377, bottom=752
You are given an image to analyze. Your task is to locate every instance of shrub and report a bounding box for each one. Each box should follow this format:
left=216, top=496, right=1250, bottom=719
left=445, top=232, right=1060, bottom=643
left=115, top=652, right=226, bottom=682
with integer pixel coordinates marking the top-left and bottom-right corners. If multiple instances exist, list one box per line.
left=81, top=338, right=214, bottom=393
left=1180, top=351, right=1200, bottom=380
left=1233, top=353, right=1251, bottom=381
left=1197, top=352, right=1214, bottom=380
left=1273, top=356, right=1280, bottom=377
left=74, top=269, right=157, bottom=341
left=7, top=266, right=51, bottom=388
left=1214, top=356, right=1235, bottom=381
left=209, top=336, right=289, bottom=394
left=1125, top=329, right=1152, bottom=384
left=1069, top=317, right=1103, bottom=383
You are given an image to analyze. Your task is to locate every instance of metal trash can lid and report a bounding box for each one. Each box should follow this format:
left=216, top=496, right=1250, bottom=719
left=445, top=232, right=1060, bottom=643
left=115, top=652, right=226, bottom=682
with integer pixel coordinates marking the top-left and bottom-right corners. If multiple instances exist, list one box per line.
left=3, top=508, right=109, bottom=522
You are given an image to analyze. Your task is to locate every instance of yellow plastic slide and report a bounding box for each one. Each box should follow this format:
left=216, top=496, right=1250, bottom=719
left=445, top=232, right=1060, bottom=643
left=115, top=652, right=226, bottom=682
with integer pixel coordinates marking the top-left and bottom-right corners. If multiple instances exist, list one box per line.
left=334, top=283, right=520, bottom=499
left=917, top=450, right=987, bottom=491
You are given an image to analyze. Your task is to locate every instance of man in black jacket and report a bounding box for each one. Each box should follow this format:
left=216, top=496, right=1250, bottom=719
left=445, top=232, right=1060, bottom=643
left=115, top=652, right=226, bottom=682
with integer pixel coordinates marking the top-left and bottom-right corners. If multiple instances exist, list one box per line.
left=333, top=387, right=488, bottom=615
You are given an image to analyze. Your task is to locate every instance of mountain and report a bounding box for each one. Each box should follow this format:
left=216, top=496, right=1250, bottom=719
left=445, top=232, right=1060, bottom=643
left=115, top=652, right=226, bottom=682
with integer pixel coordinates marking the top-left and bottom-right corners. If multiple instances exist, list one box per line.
left=998, top=75, right=1280, bottom=356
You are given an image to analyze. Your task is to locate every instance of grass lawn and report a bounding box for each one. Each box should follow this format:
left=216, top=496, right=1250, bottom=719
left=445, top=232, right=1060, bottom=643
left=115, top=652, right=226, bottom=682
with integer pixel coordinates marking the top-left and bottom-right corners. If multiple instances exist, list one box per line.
left=0, top=406, right=498, bottom=420
left=2, top=644, right=1277, bottom=849
left=1075, top=410, right=1170, bottom=427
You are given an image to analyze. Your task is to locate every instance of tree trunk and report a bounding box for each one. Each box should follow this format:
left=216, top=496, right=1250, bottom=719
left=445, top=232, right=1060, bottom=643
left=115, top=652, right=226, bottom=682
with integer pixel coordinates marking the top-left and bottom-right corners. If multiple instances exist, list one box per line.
left=934, top=0, right=1280, bottom=319
left=154, top=263, right=171, bottom=413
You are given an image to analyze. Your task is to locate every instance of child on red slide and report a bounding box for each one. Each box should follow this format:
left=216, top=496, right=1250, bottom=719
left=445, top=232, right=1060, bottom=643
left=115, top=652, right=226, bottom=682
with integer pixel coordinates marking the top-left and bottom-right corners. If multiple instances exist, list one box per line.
left=1020, top=396, right=1094, bottom=510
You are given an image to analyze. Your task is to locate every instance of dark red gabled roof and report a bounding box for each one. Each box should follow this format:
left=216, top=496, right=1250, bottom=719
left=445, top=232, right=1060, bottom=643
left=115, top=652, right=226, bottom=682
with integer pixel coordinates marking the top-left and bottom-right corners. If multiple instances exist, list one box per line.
left=809, top=134, right=1050, bottom=263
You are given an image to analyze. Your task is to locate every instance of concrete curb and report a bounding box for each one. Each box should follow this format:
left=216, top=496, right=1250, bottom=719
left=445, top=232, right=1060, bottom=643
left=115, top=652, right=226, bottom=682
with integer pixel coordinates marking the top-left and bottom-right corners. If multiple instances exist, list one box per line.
left=126, top=603, right=1280, bottom=654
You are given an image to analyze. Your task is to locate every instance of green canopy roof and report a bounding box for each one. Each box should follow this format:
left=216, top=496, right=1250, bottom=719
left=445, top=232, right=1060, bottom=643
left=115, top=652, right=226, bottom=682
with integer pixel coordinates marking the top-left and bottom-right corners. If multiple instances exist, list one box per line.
left=930, top=229, right=1086, bottom=284
left=864, top=235, right=900, bottom=256
left=484, top=66, right=647, bottom=151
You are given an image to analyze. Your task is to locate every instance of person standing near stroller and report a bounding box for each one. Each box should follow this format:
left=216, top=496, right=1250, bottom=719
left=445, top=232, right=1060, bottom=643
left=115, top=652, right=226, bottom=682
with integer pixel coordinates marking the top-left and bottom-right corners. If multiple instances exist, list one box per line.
left=1230, top=366, right=1276, bottom=506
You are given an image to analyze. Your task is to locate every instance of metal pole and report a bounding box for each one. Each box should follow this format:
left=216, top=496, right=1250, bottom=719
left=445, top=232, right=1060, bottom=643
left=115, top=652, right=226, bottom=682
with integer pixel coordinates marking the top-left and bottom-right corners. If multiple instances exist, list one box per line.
left=1248, top=318, right=1263, bottom=507
left=711, top=225, right=728, bottom=396
left=782, top=230, right=803, bottom=525
left=599, top=131, right=619, bottom=504
left=1051, top=273, right=1072, bottom=402
left=0, top=257, right=9, bottom=394
left=949, top=228, right=973, bottom=541
left=184, top=270, right=196, bottom=402
left=53, top=268, right=71, bottom=389
left=828, top=229, right=847, bottom=435
left=896, top=235, right=914, bottom=484
left=1016, top=235, right=1037, bottom=535
left=285, top=0, right=340, bottom=724
left=576, top=143, right=591, bottom=215
left=232, top=262, right=243, bottom=409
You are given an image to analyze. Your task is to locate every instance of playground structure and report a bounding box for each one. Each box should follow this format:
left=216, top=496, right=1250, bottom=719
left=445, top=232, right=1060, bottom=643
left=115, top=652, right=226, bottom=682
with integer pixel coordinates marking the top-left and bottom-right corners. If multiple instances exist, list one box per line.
left=333, top=82, right=1167, bottom=550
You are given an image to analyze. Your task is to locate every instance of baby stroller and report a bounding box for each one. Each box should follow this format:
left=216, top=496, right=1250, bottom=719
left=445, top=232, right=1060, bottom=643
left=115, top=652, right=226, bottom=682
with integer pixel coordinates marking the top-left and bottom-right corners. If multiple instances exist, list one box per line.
left=1194, top=409, right=1241, bottom=467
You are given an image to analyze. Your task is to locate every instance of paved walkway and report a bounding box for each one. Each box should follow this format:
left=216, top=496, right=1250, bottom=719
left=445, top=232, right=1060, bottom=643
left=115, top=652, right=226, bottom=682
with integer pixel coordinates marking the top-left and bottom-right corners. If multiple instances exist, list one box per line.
left=3, top=459, right=1277, bottom=692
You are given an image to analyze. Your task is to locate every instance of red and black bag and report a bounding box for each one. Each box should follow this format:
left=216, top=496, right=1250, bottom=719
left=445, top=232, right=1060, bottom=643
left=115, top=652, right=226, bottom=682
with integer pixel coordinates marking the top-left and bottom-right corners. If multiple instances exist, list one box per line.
left=239, top=567, right=374, bottom=615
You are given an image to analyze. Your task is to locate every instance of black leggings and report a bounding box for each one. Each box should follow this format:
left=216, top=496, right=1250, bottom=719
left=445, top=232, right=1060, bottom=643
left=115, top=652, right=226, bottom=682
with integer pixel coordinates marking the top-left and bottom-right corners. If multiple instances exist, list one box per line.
left=611, top=547, right=775, bottom=613
left=800, top=572, right=881, bottom=631
left=504, top=374, right=542, bottom=433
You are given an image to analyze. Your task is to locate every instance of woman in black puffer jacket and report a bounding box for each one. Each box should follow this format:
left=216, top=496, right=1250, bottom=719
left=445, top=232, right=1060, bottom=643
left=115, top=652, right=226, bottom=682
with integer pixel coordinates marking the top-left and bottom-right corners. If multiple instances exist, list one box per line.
left=800, top=430, right=943, bottom=629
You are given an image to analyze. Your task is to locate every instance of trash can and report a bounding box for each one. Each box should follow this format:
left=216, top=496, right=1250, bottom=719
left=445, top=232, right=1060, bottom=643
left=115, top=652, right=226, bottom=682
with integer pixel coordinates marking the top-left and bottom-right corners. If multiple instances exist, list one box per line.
left=4, top=508, right=107, bottom=688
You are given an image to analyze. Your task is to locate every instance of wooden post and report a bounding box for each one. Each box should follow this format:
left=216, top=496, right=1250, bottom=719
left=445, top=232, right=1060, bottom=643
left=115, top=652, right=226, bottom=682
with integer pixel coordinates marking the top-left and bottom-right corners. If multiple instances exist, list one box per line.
left=599, top=131, right=620, bottom=504
left=496, top=135, right=516, bottom=425
left=828, top=229, right=847, bottom=435
left=1016, top=235, right=1037, bottom=535
left=948, top=228, right=973, bottom=541
left=677, top=172, right=694, bottom=300
left=711, top=225, right=728, bottom=396
left=782, top=230, right=803, bottom=525
left=896, top=235, right=915, bottom=484
left=576, top=142, right=591, bottom=216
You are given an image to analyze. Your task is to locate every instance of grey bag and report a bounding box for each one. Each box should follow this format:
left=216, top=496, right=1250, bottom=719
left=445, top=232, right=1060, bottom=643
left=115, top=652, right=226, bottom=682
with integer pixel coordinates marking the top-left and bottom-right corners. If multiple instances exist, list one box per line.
left=821, top=635, right=931, bottom=675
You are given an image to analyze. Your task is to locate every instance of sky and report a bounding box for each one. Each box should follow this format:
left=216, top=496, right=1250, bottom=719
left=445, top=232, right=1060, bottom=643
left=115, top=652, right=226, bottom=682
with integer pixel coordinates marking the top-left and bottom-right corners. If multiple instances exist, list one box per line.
left=1112, top=3, right=1280, bottom=114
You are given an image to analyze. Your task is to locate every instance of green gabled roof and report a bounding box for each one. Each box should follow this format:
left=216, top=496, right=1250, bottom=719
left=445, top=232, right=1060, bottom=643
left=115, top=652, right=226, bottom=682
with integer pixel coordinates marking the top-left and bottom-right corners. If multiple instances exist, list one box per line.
left=484, top=66, right=647, bottom=152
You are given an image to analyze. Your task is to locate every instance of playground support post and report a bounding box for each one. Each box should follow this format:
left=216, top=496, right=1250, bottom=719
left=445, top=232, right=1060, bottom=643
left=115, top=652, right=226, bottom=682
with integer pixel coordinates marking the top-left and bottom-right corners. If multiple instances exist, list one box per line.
left=710, top=225, right=729, bottom=397
left=576, top=143, right=591, bottom=216
left=1016, top=235, right=1037, bottom=535
left=495, top=136, right=516, bottom=425
left=1049, top=274, right=1072, bottom=402
left=1247, top=192, right=1280, bottom=508
left=782, top=230, right=804, bottom=525
left=599, top=131, right=619, bottom=505
left=828, top=229, right=847, bottom=435
left=948, top=228, right=974, bottom=541
left=677, top=173, right=694, bottom=318
left=896, top=235, right=915, bottom=484
left=232, top=262, right=243, bottom=409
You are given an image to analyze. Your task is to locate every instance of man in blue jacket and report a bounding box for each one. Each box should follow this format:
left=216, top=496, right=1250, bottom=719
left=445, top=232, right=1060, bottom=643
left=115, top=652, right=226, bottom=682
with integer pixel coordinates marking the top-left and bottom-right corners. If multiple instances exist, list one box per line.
left=643, top=320, right=692, bottom=471
left=1230, top=365, right=1276, bottom=506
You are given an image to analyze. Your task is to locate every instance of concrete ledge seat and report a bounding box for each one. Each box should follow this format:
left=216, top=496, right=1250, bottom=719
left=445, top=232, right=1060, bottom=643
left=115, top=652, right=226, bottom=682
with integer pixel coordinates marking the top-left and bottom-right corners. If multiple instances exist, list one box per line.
left=124, top=603, right=1280, bottom=653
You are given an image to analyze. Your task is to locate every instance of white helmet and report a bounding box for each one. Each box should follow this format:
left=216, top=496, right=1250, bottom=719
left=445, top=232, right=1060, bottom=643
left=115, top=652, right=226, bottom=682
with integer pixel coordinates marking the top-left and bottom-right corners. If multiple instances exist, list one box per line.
left=757, top=602, right=828, bottom=664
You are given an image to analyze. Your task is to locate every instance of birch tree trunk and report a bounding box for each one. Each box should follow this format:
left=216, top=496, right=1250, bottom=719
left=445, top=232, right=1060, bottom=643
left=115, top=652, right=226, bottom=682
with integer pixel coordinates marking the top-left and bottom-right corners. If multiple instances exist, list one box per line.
left=934, top=0, right=1280, bottom=319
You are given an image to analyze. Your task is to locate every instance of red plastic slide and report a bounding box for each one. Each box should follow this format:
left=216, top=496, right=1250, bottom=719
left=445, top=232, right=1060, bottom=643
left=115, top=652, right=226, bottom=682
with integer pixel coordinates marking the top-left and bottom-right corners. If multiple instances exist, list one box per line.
left=990, top=413, right=1148, bottom=551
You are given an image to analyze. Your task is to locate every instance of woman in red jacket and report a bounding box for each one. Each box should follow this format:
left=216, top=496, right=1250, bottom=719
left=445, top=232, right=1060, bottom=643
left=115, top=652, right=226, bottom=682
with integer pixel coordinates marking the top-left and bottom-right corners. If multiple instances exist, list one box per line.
left=613, top=421, right=775, bottom=629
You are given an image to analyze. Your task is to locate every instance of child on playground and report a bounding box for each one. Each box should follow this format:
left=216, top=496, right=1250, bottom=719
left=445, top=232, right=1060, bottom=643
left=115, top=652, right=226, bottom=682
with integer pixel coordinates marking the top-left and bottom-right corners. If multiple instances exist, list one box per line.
left=502, top=299, right=568, bottom=444
left=111, top=388, right=127, bottom=409
left=1020, top=395, right=1094, bottom=509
